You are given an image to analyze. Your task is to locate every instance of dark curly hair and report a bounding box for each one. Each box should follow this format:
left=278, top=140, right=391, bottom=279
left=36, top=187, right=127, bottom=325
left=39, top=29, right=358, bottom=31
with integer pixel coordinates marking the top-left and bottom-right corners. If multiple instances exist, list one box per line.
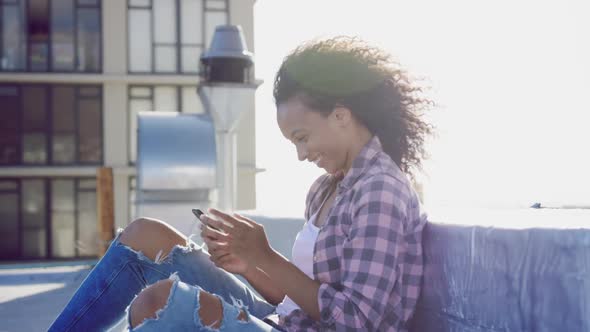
left=273, top=36, right=434, bottom=178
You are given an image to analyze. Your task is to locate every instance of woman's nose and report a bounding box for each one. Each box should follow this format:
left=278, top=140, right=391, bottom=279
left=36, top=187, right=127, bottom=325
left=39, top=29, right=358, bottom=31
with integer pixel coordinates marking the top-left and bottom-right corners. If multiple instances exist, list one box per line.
left=296, top=145, right=307, bottom=162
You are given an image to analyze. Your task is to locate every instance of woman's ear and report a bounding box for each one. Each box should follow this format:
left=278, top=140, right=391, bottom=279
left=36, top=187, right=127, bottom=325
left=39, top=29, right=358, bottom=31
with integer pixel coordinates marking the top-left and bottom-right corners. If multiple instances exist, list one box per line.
left=331, top=106, right=352, bottom=127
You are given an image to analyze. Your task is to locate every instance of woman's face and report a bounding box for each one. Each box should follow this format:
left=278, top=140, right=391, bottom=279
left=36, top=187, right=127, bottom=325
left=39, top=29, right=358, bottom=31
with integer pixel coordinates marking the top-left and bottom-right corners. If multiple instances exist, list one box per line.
left=277, top=97, right=352, bottom=175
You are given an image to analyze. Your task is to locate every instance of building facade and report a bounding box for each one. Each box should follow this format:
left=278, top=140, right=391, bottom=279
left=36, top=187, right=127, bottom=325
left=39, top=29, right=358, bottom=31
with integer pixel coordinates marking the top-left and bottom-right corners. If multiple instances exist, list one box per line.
left=0, top=0, right=258, bottom=261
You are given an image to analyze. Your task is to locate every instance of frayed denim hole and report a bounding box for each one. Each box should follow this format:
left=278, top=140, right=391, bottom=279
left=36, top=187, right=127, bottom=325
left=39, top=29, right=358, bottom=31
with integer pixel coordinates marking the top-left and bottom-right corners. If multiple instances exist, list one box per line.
left=113, top=230, right=203, bottom=267
left=223, top=294, right=251, bottom=326
left=229, top=294, right=251, bottom=324
left=125, top=293, right=140, bottom=329
left=111, top=228, right=125, bottom=245
left=194, top=290, right=227, bottom=331
left=155, top=239, right=204, bottom=266
left=129, top=276, right=181, bottom=331
left=113, top=238, right=165, bottom=267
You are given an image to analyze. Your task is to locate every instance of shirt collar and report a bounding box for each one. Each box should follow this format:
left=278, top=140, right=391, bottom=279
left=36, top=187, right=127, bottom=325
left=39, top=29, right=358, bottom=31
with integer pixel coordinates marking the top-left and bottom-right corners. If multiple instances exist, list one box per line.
left=337, top=135, right=383, bottom=192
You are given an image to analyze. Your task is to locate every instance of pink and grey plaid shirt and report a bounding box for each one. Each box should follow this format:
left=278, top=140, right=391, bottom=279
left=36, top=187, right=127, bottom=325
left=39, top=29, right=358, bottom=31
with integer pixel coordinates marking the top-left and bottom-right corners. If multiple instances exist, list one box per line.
left=281, top=136, right=427, bottom=331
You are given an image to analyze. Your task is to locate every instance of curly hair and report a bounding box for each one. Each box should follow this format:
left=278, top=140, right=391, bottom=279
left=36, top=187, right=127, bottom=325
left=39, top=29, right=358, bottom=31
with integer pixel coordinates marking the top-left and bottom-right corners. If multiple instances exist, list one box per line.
left=273, top=36, right=434, bottom=178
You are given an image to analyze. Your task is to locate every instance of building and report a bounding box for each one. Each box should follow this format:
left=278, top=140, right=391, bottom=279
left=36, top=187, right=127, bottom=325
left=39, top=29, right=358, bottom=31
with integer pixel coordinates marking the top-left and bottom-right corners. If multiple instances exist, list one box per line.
left=0, top=0, right=259, bottom=261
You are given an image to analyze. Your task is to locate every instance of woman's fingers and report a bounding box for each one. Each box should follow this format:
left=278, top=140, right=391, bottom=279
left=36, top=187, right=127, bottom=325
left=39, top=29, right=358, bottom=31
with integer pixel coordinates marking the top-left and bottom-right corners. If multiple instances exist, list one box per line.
left=209, top=247, right=231, bottom=266
left=215, top=254, right=233, bottom=267
left=209, top=250, right=230, bottom=261
left=205, top=239, right=226, bottom=250
left=207, top=208, right=234, bottom=223
left=232, top=213, right=256, bottom=226
left=201, top=214, right=233, bottom=234
left=206, top=240, right=229, bottom=255
left=200, top=221, right=229, bottom=240
left=207, top=209, right=252, bottom=230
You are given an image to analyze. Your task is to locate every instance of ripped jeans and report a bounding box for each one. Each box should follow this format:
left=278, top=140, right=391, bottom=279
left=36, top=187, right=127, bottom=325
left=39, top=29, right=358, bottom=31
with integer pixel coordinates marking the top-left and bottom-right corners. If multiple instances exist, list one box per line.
left=47, top=230, right=282, bottom=332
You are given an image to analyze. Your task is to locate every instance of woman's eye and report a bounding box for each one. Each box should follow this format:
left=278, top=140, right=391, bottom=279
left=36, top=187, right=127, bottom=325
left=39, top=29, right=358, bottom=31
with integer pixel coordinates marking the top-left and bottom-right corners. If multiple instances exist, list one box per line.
left=297, top=136, right=307, bottom=143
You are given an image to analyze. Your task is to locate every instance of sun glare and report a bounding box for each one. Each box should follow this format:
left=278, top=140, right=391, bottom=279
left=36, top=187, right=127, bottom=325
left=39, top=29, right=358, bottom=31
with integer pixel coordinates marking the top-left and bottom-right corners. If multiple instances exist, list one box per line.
left=253, top=0, right=590, bottom=216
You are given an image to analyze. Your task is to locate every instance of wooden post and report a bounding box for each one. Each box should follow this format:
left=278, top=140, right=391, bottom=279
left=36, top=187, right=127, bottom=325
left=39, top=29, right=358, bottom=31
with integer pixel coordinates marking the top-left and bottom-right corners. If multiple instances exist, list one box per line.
left=97, top=167, right=114, bottom=257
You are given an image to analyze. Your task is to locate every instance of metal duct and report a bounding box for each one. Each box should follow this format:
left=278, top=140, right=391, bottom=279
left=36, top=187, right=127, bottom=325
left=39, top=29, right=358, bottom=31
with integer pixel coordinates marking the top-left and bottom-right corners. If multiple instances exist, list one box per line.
left=135, top=112, right=217, bottom=235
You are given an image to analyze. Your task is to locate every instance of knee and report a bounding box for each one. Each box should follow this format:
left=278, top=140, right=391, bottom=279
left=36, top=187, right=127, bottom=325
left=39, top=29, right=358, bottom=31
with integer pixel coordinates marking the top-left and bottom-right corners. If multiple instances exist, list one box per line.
left=129, top=279, right=174, bottom=329
left=119, top=218, right=187, bottom=261
left=129, top=278, right=246, bottom=330
left=198, top=290, right=223, bottom=329
left=197, top=291, right=247, bottom=329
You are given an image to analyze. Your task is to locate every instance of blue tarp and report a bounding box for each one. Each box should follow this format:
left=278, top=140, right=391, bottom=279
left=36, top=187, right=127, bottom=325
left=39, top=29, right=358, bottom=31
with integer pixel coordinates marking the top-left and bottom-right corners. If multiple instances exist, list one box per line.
left=410, top=222, right=590, bottom=331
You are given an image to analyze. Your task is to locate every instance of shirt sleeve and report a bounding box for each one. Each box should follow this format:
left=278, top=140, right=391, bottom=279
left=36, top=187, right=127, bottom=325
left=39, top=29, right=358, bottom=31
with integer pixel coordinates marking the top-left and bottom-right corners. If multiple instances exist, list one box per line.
left=317, top=174, right=407, bottom=330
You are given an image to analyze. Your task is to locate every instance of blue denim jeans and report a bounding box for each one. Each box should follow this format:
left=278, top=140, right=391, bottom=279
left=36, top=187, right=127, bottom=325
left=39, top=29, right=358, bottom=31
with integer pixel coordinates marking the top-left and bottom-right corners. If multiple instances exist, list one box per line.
left=48, top=230, right=281, bottom=331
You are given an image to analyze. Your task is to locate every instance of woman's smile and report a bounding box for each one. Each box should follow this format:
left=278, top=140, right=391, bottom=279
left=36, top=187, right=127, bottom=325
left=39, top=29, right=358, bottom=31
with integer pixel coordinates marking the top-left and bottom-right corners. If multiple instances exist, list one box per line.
left=309, top=154, right=323, bottom=167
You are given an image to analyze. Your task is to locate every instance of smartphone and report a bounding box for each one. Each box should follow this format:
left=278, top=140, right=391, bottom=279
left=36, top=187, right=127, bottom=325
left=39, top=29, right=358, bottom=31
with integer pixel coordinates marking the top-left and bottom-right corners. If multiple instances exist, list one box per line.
left=192, top=209, right=221, bottom=231
left=192, top=208, right=205, bottom=220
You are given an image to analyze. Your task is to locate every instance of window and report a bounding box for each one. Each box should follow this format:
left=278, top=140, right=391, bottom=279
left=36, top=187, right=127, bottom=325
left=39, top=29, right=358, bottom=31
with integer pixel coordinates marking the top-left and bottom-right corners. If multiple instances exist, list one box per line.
left=0, top=87, right=20, bottom=164
left=0, top=180, right=19, bottom=258
left=0, top=177, right=97, bottom=260
left=128, top=0, right=228, bottom=73
left=128, top=85, right=203, bottom=162
left=0, top=84, right=103, bottom=166
left=0, top=0, right=101, bottom=72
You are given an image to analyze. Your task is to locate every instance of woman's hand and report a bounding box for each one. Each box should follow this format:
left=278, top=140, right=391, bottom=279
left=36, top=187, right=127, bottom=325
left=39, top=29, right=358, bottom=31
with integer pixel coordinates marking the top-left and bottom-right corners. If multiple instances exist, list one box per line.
left=206, top=240, right=251, bottom=275
left=200, top=220, right=250, bottom=275
left=200, top=208, right=274, bottom=270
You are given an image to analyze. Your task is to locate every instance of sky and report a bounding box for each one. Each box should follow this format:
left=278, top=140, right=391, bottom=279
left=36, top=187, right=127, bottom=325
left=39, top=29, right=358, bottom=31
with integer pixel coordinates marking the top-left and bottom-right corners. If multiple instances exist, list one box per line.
left=251, top=0, right=590, bottom=217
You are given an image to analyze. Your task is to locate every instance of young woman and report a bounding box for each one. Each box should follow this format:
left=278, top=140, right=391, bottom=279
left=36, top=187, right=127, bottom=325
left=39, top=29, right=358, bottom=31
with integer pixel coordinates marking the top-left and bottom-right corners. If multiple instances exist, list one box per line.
left=48, top=36, right=433, bottom=332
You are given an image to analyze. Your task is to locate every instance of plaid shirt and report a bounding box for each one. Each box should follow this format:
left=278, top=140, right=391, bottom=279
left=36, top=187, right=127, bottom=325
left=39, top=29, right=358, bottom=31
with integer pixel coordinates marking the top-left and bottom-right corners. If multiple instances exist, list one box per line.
left=281, top=136, right=427, bottom=331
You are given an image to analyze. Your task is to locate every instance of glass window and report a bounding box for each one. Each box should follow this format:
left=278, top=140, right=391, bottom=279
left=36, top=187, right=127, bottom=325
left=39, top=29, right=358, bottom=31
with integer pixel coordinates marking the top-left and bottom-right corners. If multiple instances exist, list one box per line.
left=78, top=178, right=96, bottom=189
left=79, top=86, right=100, bottom=97
left=153, top=0, right=176, bottom=44
left=52, top=86, right=76, bottom=163
left=21, top=179, right=47, bottom=258
left=22, top=133, right=47, bottom=164
left=0, top=180, right=18, bottom=190
left=1, top=3, right=26, bottom=70
left=1, top=177, right=99, bottom=260
left=22, top=86, right=48, bottom=164
left=0, top=188, right=19, bottom=259
left=181, top=46, right=201, bottom=72
left=51, top=179, right=76, bottom=257
left=130, top=86, right=151, bottom=98
left=76, top=7, right=101, bottom=71
left=0, top=0, right=101, bottom=72
left=78, top=98, right=102, bottom=163
left=205, top=0, right=225, bottom=10
left=129, top=0, right=151, bottom=7
left=180, top=0, right=201, bottom=44
left=150, top=0, right=179, bottom=72
left=128, top=0, right=228, bottom=73
left=78, top=0, right=99, bottom=5
left=128, top=8, right=152, bottom=72
left=28, top=0, right=50, bottom=71
left=154, top=45, right=176, bottom=72
left=129, top=98, right=153, bottom=162
left=0, top=84, right=102, bottom=165
left=51, top=0, right=75, bottom=71
left=154, top=86, right=178, bottom=112
left=77, top=187, right=97, bottom=256
left=182, top=86, right=204, bottom=114
left=0, top=86, right=20, bottom=164
left=23, top=86, right=47, bottom=131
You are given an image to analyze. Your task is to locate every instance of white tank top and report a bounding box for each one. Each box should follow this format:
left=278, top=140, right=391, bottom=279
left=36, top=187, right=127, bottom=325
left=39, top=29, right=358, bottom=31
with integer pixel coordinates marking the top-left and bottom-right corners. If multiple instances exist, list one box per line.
left=275, top=213, right=320, bottom=317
